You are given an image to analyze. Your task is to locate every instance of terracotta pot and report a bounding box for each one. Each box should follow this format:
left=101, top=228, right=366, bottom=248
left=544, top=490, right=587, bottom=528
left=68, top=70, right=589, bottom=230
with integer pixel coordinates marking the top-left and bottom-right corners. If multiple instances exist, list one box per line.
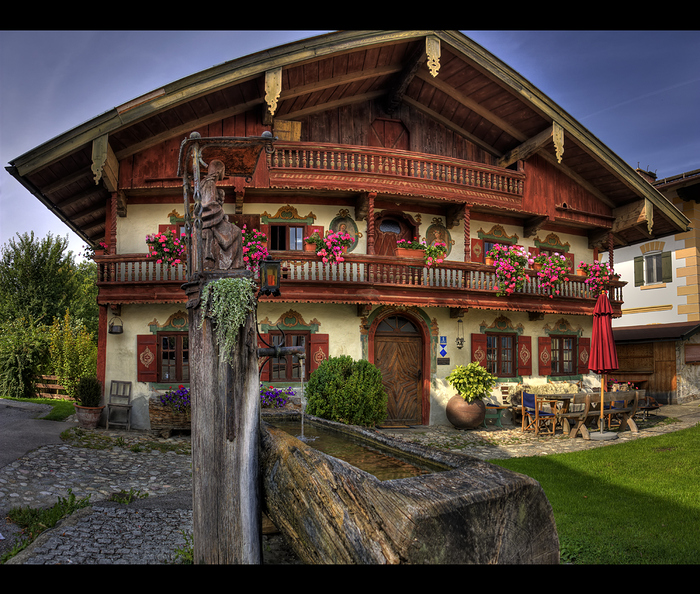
left=445, top=395, right=486, bottom=430
left=576, top=269, right=587, bottom=276
left=396, top=247, right=423, bottom=259
left=304, top=242, right=318, bottom=252
left=74, top=404, right=104, bottom=429
left=533, top=263, right=543, bottom=271
left=485, top=257, right=495, bottom=266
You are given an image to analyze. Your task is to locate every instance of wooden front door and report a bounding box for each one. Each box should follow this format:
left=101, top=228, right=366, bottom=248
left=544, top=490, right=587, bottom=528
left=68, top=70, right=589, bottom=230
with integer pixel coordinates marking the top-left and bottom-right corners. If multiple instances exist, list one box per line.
left=373, top=315, right=423, bottom=425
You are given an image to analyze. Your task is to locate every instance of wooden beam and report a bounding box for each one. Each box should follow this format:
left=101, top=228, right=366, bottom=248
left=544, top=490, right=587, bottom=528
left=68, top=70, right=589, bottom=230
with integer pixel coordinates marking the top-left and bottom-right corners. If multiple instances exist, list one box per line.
left=612, top=198, right=652, bottom=235
left=523, top=216, right=548, bottom=238
left=385, top=44, right=427, bottom=114
left=497, top=123, right=563, bottom=169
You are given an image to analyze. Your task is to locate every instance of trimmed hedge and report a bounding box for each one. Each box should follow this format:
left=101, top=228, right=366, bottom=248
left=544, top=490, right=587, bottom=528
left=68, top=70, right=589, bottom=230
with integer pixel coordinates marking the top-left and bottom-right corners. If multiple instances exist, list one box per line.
left=305, top=356, right=387, bottom=427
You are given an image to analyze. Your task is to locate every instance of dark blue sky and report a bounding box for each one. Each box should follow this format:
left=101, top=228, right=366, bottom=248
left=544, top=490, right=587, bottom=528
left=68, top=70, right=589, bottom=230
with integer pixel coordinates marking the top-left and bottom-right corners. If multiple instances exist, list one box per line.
left=2, top=30, right=698, bottom=256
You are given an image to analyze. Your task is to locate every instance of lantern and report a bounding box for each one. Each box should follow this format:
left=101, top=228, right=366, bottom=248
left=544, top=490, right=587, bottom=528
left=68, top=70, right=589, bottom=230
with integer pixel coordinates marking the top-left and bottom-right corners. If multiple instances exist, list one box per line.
left=259, top=258, right=281, bottom=296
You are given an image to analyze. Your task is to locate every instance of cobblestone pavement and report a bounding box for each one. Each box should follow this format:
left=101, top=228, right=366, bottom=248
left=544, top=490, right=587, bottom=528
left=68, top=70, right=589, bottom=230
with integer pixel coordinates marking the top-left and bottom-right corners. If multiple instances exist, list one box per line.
left=2, top=400, right=699, bottom=564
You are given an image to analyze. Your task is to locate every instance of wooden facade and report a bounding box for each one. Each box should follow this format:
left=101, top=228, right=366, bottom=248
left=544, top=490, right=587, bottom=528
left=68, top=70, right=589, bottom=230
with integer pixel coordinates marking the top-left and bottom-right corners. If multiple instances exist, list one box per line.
left=7, top=31, right=690, bottom=428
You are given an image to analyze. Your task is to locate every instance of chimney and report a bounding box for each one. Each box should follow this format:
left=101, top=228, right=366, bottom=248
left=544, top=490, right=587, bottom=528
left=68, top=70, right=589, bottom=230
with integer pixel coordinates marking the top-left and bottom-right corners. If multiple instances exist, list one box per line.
left=635, top=167, right=657, bottom=185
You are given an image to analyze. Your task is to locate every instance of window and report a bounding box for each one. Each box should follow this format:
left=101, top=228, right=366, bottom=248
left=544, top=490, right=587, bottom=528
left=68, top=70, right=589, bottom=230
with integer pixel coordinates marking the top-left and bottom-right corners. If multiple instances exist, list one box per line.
left=158, top=332, right=189, bottom=382
left=486, top=333, right=515, bottom=377
left=550, top=336, right=575, bottom=375
left=634, top=251, right=672, bottom=286
left=270, top=332, right=308, bottom=381
left=270, top=225, right=305, bottom=250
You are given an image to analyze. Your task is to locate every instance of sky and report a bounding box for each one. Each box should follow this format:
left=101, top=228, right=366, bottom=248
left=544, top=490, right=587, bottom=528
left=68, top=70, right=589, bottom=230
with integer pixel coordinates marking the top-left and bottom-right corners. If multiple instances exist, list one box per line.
left=2, top=30, right=699, bottom=260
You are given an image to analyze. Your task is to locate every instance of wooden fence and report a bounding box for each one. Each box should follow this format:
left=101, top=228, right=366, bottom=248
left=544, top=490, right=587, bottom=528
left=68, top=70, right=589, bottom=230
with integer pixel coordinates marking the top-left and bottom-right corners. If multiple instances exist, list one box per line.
left=35, top=375, right=72, bottom=400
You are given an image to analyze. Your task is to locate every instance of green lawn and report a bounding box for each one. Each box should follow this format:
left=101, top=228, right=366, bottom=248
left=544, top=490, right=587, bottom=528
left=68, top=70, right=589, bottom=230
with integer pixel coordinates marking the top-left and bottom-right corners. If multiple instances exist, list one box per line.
left=1, top=396, right=76, bottom=421
left=490, top=424, right=700, bottom=564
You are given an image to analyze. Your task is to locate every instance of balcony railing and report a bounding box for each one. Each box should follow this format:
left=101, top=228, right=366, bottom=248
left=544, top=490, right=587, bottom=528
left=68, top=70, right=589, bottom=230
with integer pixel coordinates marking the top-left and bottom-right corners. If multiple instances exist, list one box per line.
left=268, top=142, right=525, bottom=198
left=95, top=252, right=624, bottom=309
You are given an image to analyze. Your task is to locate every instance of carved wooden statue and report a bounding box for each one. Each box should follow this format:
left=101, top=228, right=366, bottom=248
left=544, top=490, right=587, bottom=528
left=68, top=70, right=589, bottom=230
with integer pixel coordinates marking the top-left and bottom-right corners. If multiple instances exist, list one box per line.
left=199, top=159, right=243, bottom=270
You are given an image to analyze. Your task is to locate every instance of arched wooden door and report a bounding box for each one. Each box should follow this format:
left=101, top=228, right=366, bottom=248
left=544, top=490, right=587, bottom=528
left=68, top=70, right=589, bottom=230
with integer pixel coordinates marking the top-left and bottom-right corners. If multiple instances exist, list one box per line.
left=373, top=315, right=424, bottom=425
left=374, top=213, right=416, bottom=256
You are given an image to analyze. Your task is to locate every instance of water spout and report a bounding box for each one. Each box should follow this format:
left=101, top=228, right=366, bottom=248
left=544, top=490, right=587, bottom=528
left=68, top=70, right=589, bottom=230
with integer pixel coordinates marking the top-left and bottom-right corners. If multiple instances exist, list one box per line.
left=296, top=355, right=316, bottom=443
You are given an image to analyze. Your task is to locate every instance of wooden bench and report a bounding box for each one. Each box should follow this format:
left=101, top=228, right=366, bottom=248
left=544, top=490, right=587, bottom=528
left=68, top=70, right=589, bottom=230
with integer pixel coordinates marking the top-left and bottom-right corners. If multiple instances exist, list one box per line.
left=557, top=392, right=639, bottom=440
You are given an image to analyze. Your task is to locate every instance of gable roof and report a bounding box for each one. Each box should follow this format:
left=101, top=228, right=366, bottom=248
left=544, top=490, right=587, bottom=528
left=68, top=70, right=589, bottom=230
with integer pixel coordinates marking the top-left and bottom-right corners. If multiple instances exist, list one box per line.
left=6, top=30, right=690, bottom=247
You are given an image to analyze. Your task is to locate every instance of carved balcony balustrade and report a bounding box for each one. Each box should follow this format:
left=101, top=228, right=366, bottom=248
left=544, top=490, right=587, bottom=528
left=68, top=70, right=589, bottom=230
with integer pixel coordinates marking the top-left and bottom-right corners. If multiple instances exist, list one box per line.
left=94, top=252, right=624, bottom=317
left=266, top=142, right=525, bottom=201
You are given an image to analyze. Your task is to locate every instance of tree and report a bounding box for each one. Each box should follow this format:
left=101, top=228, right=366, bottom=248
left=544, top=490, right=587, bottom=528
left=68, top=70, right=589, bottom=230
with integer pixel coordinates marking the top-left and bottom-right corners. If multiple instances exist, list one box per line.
left=0, top=232, right=80, bottom=325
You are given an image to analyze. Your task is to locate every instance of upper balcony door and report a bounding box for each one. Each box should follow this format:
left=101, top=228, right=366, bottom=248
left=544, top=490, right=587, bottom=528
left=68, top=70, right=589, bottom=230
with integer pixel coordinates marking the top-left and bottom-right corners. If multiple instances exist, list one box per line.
left=374, top=213, right=418, bottom=256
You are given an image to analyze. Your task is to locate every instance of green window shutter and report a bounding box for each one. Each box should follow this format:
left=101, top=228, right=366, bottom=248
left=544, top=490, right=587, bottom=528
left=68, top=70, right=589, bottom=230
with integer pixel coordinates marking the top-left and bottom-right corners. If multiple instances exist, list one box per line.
left=661, top=251, right=673, bottom=283
left=634, top=256, right=645, bottom=286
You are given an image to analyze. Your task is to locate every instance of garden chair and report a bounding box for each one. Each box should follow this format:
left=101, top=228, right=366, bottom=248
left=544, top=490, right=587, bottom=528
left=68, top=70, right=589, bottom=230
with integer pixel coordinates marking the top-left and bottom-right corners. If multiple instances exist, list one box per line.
left=106, top=380, right=132, bottom=430
left=521, top=391, right=557, bottom=435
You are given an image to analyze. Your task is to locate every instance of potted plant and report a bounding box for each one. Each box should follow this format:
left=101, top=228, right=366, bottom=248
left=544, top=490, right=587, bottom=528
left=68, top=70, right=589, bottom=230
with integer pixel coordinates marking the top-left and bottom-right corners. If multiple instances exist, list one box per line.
left=444, top=362, right=497, bottom=429
left=396, top=238, right=447, bottom=267
left=73, top=376, right=104, bottom=429
left=305, top=230, right=355, bottom=264
left=145, top=228, right=186, bottom=267
left=536, top=252, right=571, bottom=299
left=578, top=260, right=615, bottom=296
left=487, top=244, right=533, bottom=296
left=304, top=232, right=324, bottom=252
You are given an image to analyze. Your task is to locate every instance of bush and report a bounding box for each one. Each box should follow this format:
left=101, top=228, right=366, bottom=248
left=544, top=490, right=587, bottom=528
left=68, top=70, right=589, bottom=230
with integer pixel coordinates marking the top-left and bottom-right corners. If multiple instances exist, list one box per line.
left=0, top=318, right=50, bottom=399
left=75, top=376, right=102, bottom=407
left=305, top=356, right=387, bottom=427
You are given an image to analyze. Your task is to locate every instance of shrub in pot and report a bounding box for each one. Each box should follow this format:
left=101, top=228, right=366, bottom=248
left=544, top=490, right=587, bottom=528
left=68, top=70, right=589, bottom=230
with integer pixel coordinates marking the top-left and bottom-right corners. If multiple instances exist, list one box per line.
left=445, top=362, right=497, bottom=429
left=73, top=376, right=104, bottom=429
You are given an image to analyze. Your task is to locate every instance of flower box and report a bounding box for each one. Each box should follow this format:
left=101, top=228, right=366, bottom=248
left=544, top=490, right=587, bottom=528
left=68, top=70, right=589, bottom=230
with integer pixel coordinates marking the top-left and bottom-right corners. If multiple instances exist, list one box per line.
left=149, top=396, right=191, bottom=436
left=396, top=247, right=424, bottom=259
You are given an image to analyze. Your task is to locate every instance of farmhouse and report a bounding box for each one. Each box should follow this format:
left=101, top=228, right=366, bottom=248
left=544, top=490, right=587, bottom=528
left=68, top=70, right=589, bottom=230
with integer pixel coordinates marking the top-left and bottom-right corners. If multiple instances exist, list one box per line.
left=6, top=31, right=690, bottom=429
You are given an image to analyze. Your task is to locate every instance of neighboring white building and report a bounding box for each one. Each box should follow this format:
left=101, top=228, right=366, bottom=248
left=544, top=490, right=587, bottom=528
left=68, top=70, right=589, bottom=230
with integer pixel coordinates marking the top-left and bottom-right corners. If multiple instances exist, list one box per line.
left=605, top=169, right=700, bottom=403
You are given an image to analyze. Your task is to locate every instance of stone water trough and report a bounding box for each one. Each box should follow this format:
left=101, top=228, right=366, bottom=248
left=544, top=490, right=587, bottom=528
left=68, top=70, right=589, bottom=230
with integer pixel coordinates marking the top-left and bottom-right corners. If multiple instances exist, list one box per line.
left=260, top=413, right=559, bottom=564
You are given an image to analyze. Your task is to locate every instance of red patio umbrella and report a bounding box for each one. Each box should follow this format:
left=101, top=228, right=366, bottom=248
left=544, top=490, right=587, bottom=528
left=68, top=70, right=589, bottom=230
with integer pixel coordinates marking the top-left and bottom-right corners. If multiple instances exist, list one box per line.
left=589, top=292, right=619, bottom=440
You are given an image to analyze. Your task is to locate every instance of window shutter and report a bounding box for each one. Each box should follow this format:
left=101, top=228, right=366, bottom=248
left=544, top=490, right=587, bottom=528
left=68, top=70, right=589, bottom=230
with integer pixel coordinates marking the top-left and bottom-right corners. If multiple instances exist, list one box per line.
left=565, top=253, right=575, bottom=273
left=578, top=337, right=590, bottom=374
left=661, top=251, right=673, bottom=283
left=518, top=335, right=532, bottom=377
left=308, top=334, right=329, bottom=374
left=258, top=333, right=271, bottom=382
left=137, top=335, right=158, bottom=383
left=634, top=256, right=645, bottom=286
left=538, top=336, right=552, bottom=376
left=471, top=238, right=485, bottom=263
left=471, top=333, right=488, bottom=367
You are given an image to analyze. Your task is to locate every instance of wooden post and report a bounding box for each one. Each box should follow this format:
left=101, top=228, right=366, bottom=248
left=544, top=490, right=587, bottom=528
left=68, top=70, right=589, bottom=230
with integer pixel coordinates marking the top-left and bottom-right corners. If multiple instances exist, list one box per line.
left=188, top=271, right=262, bottom=564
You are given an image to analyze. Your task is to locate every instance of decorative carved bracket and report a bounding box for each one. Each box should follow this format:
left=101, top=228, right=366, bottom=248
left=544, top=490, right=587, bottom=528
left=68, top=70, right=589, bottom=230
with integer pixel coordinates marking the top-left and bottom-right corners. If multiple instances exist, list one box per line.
left=91, top=134, right=119, bottom=192
left=265, top=68, right=282, bottom=119
left=426, top=36, right=441, bottom=77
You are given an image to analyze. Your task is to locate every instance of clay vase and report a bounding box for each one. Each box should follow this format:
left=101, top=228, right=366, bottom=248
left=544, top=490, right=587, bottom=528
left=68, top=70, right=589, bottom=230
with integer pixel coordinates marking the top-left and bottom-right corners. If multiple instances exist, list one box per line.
left=445, top=395, right=486, bottom=430
left=74, top=404, right=104, bottom=429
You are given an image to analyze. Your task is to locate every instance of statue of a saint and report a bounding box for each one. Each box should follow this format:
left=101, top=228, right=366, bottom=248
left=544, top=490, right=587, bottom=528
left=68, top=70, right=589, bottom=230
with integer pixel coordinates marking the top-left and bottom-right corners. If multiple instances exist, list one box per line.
left=199, top=159, right=242, bottom=270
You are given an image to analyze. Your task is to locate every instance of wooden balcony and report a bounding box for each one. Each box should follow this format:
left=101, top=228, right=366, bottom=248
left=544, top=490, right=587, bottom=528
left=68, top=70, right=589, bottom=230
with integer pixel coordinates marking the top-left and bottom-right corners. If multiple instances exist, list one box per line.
left=95, top=252, right=624, bottom=317
left=267, top=142, right=525, bottom=204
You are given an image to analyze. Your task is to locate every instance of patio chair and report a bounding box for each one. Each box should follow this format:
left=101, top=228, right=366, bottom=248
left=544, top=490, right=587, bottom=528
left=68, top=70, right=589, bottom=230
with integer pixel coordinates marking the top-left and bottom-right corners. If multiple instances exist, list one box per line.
left=521, top=391, right=557, bottom=435
left=106, top=381, right=132, bottom=430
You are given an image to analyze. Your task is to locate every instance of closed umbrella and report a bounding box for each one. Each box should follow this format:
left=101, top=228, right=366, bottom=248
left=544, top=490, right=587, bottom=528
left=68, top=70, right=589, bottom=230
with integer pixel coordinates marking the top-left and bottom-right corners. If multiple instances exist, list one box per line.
left=589, top=292, right=619, bottom=441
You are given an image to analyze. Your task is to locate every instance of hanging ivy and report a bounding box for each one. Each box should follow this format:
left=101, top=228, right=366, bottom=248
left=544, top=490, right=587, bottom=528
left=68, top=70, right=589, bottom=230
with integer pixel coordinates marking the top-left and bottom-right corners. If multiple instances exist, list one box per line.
left=199, top=277, right=257, bottom=364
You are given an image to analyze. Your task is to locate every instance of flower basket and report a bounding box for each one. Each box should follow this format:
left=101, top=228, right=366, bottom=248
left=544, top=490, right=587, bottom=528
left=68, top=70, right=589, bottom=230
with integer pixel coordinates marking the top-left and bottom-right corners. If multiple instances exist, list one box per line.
left=578, top=260, right=615, bottom=296
left=534, top=252, right=570, bottom=299
left=241, top=224, right=269, bottom=271
left=304, top=230, right=355, bottom=264
left=486, top=244, right=533, bottom=296
left=149, top=385, right=191, bottom=435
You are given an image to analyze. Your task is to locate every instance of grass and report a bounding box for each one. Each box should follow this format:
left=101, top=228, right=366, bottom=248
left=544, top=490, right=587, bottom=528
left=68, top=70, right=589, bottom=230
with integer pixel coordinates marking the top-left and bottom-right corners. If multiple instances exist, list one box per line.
left=489, top=423, right=700, bottom=564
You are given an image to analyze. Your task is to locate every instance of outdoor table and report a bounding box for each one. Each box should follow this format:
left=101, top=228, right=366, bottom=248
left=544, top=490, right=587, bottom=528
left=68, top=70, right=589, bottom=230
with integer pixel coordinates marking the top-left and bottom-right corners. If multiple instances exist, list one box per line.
left=558, top=391, right=640, bottom=438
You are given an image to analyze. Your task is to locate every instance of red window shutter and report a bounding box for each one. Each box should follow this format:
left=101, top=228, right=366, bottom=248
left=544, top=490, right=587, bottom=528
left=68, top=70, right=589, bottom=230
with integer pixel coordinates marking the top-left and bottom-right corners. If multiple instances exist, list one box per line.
left=565, top=253, right=575, bottom=273
left=258, top=333, right=271, bottom=382
left=137, top=335, right=158, bottom=383
left=578, top=337, right=590, bottom=374
left=308, top=334, right=329, bottom=374
left=538, top=336, right=552, bottom=376
left=518, top=335, right=533, bottom=376
left=305, top=225, right=324, bottom=239
left=471, top=333, right=488, bottom=368
left=471, top=238, right=484, bottom=263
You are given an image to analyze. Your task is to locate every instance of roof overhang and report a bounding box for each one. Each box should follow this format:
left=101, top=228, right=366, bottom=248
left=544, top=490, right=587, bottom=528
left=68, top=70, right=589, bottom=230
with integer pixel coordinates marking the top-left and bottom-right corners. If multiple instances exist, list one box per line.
left=613, top=321, right=700, bottom=344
